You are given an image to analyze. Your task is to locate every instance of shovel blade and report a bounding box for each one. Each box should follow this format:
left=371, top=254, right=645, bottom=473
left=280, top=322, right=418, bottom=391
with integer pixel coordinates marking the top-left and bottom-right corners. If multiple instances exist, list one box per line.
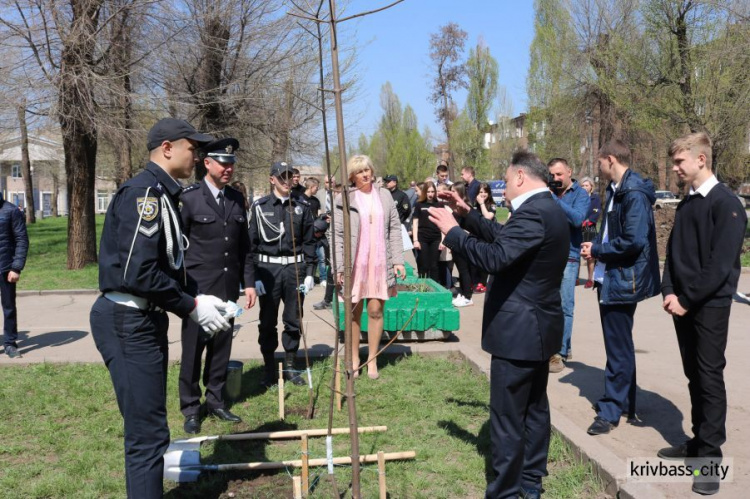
left=163, top=448, right=203, bottom=483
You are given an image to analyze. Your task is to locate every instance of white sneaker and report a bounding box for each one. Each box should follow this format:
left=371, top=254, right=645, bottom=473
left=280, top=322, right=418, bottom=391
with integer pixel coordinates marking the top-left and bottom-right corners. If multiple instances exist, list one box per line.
left=455, top=296, right=474, bottom=307
left=320, top=281, right=327, bottom=288
left=452, top=294, right=465, bottom=307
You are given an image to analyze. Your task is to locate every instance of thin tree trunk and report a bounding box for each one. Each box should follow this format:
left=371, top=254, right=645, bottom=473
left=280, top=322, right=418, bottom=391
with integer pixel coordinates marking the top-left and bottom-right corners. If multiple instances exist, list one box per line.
left=17, top=105, right=36, bottom=224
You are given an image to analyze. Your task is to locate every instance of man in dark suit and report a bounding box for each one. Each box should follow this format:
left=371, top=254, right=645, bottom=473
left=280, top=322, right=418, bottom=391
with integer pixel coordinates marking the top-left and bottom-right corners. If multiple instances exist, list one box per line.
left=429, top=152, right=569, bottom=499
left=179, top=137, right=256, bottom=434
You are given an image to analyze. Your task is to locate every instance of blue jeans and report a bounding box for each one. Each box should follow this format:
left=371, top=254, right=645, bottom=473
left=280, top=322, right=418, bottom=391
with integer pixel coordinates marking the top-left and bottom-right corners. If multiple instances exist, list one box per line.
left=559, top=259, right=579, bottom=358
left=316, top=245, right=327, bottom=282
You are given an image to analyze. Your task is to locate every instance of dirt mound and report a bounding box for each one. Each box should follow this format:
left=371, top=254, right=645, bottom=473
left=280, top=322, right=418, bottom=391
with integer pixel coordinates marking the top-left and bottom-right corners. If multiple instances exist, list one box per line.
left=653, top=207, right=676, bottom=260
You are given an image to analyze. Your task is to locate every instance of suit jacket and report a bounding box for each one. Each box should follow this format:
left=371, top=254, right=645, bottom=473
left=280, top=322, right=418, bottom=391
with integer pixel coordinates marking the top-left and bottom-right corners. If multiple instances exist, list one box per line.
left=444, top=191, right=570, bottom=361
left=181, top=180, right=250, bottom=301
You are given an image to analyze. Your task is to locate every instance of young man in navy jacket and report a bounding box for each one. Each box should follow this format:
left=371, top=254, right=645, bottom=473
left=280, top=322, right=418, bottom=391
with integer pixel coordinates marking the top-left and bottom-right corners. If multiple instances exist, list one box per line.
left=580, top=139, right=661, bottom=436
left=658, top=132, right=746, bottom=496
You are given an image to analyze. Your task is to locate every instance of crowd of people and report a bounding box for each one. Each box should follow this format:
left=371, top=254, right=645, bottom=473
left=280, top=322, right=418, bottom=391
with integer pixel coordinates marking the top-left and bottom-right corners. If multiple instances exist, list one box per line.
left=3, top=116, right=744, bottom=499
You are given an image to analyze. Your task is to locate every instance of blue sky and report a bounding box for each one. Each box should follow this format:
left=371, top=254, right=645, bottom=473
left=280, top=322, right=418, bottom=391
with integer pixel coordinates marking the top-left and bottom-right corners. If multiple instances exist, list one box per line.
left=342, top=0, right=535, bottom=144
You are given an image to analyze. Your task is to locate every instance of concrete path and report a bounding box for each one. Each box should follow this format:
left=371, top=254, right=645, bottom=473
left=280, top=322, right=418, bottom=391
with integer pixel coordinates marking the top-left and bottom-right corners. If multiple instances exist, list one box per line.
left=4, top=274, right=749, bottom=498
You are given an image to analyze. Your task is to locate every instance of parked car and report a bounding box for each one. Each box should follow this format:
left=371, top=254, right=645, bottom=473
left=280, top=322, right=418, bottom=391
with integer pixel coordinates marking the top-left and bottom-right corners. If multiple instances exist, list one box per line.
left=653, top=190, right=680, bottom=209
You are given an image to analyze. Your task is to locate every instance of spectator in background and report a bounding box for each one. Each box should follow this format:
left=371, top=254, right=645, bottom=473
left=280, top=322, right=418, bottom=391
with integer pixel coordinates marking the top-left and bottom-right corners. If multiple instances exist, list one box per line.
left=412, top=181, right=442, bottom=282
left=437, top=183, right=453, bottom=289
left=579, top=177, right=602, bottom=288
left=334, top=155, right=405, bottom=379
left=405, top=180, right=418, bottom=208
left=470, top=183, right=497, bottom=294
left=580, top=139, right=660, bottom=436
left=0, top=192, right=28, bottom=359
left=461, top=166, right=481, bottom=203
left=384, top=175, right=412, bottom=226
left=547, top=158, right=590, bottom=373
left=436, top=163, right=453, bottom=186
left=291, top=168, right=305, bottom=198
left=659, top=132, right=746, bottom=496
left=302, top=178, right=321, bottom=218
left=449, top=181, right=474, bottom=307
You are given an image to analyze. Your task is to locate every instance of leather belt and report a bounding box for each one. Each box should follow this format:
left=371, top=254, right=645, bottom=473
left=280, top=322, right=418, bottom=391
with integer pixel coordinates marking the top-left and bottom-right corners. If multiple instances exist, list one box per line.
left=104, top=291, right=164, bottom=312
left=257, top=254, right=304, bottom=265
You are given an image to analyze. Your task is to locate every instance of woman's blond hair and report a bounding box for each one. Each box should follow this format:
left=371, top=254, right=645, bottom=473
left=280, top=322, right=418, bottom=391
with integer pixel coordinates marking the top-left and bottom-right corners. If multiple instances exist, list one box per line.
left=347, top=155, right=376, bottom=184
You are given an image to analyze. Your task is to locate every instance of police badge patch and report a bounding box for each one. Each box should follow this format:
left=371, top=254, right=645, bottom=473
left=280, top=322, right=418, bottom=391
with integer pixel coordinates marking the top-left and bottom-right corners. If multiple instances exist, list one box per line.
left=137, top=197, right=159, bottom=222
left=294, top=206, right=303, bottom=215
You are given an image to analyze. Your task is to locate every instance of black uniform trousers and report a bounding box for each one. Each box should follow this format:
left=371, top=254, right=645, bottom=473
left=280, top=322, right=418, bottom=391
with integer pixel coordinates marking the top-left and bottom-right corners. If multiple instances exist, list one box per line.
left=257, top=261, right=304, bottom=356
left=674, top=305, right=730, bottom=458
left=486, top=356, right=550, bottom=499
left=179, top=317, right=235, bottom=416
left=90, top=296, right=169, bottom=499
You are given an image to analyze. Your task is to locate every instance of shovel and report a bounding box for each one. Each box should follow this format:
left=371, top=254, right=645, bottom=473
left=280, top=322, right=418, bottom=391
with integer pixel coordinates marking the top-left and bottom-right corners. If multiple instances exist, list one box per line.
left=164, top=425, right=388, bottom=482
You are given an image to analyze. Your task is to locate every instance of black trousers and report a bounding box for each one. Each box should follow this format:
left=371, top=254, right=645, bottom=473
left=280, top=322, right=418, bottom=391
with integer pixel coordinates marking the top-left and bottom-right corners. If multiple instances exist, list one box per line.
left=486, top=356, right=550, bottom=499
left=674, top=305, right=730, bottom=458
left=179, top=316, right=235, bottom=417
left=256, top=262, right=304, bottom=357
left=0, top=272, right=18, bottom=348
left=417, top=238, right=441, bottom=283
left=90, top=296, right=169, bottom=499
left=453, top=253, right=473, bottom=298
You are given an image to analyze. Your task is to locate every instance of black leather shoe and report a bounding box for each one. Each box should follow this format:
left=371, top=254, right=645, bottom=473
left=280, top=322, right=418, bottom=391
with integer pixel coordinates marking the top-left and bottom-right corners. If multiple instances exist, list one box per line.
left=313, top=300, right=332, bottom=310
left=208, top=407, right=242, bottom=423
left=587, top=416, right=617, bottom=435
left=657, top=443, right=689, bottom=460
left=692, top=478, right=720, bottom=495
left=183, top=415, right=201, bottom=434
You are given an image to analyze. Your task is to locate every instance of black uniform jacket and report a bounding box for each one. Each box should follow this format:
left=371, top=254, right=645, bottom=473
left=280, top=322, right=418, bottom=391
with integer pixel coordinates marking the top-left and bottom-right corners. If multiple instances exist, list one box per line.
left=181, top=180, right=250, bottom=301
left=98, top=162, right=196, bottom=317
left=444, top=192, right=570, bottom=361
left=391, top=188, right=411, bottom=225
left=245, top=192, right=316, bottom=286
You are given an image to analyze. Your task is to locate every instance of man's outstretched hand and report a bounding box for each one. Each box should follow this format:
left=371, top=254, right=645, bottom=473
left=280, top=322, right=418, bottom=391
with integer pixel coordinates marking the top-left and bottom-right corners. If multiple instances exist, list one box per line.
left=428, top=206, right=459, bottom=235
left=436, top=190, right=471, bottom=216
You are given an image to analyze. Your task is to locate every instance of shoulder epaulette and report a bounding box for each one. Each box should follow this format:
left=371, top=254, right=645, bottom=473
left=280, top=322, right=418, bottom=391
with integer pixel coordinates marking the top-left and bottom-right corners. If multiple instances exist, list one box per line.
left=182, top=183, right=201, bottom=194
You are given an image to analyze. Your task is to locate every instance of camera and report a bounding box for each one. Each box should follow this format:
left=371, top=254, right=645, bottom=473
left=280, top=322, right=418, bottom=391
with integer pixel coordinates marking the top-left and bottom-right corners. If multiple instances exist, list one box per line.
left=548, top=173, right=563, bottom=190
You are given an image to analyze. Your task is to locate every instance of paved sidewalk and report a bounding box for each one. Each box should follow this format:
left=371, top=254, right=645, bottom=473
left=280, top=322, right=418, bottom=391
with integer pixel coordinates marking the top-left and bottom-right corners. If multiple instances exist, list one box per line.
left=3, top=274, right=749, bottom=498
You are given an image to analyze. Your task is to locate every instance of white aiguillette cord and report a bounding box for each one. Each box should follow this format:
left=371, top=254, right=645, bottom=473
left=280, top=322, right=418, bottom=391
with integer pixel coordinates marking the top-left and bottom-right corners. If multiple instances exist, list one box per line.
left=255, top=203, right=285, bottom=243
left=124, top=187, right=187, bottom=280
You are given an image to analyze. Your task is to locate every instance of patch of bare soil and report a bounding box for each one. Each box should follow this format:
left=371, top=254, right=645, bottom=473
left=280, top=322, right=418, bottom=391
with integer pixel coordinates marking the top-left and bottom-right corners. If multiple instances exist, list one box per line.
left=221, top=474, right=292, bottom=498
left=653, top=207, right=676, bottom=259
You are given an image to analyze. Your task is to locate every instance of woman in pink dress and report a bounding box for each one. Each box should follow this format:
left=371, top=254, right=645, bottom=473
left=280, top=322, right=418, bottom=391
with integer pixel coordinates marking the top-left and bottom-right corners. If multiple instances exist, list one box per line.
left=334, top=155, right=406, bottom=379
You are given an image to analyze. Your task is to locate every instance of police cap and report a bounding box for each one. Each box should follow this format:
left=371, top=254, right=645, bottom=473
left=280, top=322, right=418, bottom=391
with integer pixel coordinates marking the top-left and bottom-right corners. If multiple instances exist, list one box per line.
left=270, top=161, right=294, bottom=177
left=147, top=118, right=213, bottom=151
left=384, top=174, right=398, bottom=183
left=201, top=138, right=240, bottom=163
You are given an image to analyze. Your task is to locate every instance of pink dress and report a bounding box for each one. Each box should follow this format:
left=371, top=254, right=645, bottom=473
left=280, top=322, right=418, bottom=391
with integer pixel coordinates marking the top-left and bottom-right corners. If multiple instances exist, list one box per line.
left=350, top=189, right=392, bottom=303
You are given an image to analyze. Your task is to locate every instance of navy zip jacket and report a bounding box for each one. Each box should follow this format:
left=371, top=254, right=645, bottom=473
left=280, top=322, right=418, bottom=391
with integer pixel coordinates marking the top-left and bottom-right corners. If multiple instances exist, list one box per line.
left=0, top=193, right=29, bottom=274
left=591, top=169, right=661, bottom=305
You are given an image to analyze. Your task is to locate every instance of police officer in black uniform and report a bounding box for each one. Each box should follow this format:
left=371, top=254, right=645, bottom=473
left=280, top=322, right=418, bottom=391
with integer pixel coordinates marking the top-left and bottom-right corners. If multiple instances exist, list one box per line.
left=245, top=161, right=316, bottom=387
left=384, top=174, right=412, bottom=225
left=90, top=118, right=231, bottom=499
left=179, top=138, right=256, bottom=434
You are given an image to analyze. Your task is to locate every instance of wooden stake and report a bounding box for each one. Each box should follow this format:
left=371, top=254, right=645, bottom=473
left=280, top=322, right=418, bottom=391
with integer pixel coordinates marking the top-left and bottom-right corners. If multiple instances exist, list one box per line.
left=293, top=476, right=302, bottom=499
left=301, top=434, right=309, bottom=497
left=279, top=362, right=285, bottom=420
left=194, top=451, right=416, bottom=472
left=178, top=425, right=388, bottom=442
left=377, top=451, right=386, bottom=499
left=335, top=357, right=342, bottom=411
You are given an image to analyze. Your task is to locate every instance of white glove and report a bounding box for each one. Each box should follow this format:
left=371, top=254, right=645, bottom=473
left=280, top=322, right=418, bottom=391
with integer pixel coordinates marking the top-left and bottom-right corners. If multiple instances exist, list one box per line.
left=254, top=280, right=266, bottom=296
left=303, top=276, right=315, bottom=294
left=189, top=294, right=231, bottom=335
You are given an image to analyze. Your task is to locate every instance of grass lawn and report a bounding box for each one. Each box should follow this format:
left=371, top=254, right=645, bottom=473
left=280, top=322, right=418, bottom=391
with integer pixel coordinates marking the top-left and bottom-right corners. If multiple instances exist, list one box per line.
left=19, top=216, right=103, bottom=291
left=0, top=355, right=605, bottom=498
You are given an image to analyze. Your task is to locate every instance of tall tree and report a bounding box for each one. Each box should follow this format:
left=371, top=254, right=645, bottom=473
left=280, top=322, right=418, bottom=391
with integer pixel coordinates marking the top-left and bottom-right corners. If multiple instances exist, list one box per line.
left=465, top=38, right=499, bottom=132
left=17, top=104, right=35, bottom=224
left=428, top=22, right=468, bottom=179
